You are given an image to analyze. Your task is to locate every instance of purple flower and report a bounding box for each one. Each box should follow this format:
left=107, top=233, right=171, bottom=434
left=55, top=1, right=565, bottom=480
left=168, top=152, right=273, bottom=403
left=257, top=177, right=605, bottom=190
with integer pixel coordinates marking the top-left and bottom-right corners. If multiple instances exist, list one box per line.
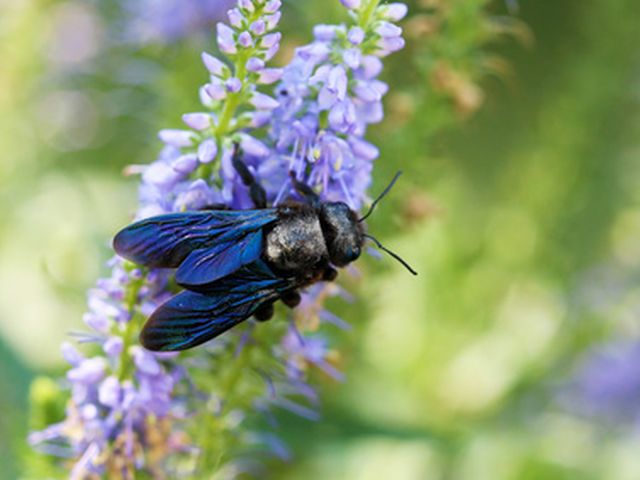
left=340, top=0, right=362, bottom=9
left=281, top=325, right=344, bottom=382
left=225, top=77, right=243, bottom=92
left=561, top=340, right=640, bottom=427
left=217, top=23, right=237, bottom=54
left=197, top=138, right=218, bottom=163
left=380, top=3, right=409, bottom=21
left=158, top=129, right=195, bottom=147
left=348, top=26, right=365, bottom=45
left=122, top=0, right=236, bottom=44
left=202, top=51, right=229, bottom=76
left=182, top=112, right=213, bottom=130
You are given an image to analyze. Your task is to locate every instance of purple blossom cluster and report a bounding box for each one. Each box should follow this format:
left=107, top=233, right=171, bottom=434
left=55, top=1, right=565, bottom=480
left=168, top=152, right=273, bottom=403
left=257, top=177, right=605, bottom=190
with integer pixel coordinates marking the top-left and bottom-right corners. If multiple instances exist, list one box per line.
left=269, top=1, right=407, bottom=209
left=135, top=0, right=287, bottom=215
left=31, top=0, right=407, bottom=475
left=28, top=261, right=192, bottom=477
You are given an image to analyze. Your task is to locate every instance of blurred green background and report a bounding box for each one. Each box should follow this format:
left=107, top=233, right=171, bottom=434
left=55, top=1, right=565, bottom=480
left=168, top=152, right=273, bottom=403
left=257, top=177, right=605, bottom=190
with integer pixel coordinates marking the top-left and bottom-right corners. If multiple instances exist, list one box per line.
left=2, top=0, right=640, bottom=478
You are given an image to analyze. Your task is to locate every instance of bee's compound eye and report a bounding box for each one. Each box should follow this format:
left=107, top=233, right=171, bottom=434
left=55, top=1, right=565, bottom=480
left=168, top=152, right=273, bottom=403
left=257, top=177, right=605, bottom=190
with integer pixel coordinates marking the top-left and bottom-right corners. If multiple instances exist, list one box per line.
left=331, top=243, right=361, bottom=267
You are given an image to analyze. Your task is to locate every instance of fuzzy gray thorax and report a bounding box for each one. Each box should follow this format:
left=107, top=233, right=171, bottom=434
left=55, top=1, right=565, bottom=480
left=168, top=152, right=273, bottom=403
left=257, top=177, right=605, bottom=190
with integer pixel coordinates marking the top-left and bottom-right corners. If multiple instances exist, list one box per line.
left=264, top=208, right=329, bottom=273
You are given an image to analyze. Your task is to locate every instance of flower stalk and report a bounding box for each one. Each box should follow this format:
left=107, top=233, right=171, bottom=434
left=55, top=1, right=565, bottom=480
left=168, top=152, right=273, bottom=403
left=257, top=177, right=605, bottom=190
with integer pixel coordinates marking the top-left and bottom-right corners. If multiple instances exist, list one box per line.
left=29, top=0, right=407, bottom=476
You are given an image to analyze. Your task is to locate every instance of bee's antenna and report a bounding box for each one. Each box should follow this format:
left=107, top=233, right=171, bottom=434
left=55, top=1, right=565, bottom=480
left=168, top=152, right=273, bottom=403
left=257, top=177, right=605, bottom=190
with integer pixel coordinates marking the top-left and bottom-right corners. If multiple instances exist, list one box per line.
left=358, top=171, right=403, bottom=223
left=364, top=233, right=418, bottom=275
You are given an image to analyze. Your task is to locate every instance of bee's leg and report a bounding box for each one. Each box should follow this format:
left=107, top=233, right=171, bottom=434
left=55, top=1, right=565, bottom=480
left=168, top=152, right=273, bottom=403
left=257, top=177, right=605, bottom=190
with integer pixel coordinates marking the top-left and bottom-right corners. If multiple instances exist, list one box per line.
left=200, top=203, right=230, bottom=211
left=281, top=290, right=301, bottom=309
left=322, top=267, right=338, bottom=282
left=289, top=171, right=320, bottom=206
left=232, top=143, right=268, bottom=208
left=254, top=301, right=275, bottom=322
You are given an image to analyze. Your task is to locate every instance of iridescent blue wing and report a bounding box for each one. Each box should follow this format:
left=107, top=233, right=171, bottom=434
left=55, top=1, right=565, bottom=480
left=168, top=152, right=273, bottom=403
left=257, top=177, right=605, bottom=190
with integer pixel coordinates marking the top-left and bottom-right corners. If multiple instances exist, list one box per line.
left=140, top=261, right=297, bottom=351
left=113, top=209, right=278, bottom=268
left=175, top=229, right=263, bottom=287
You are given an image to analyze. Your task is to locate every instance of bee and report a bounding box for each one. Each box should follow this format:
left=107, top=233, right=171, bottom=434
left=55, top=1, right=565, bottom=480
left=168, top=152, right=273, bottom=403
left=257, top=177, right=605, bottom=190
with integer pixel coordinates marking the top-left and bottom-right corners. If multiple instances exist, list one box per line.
left=113, top=146, right=416, bottom=351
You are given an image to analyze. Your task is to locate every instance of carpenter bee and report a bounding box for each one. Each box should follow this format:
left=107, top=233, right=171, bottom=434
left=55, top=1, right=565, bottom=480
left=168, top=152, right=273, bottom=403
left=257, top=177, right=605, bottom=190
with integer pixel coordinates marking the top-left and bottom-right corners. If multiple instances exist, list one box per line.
left=113, top=147, right=416, bottom=352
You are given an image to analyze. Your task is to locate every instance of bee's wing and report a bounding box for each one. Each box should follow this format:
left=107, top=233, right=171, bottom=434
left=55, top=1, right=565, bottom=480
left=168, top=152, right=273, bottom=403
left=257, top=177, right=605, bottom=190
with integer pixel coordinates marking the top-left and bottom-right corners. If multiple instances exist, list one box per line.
left=113, top=209, right=278, bottom=268
left=140, top=260, right=297, bottom=351
left=175, top=228, right=263, bottom=287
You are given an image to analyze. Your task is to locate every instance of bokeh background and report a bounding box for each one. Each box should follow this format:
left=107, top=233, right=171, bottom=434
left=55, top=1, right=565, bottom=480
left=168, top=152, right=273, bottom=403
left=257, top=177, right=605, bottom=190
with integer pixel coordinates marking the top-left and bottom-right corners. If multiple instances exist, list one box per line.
left=2, top=0, right=640, bottom=478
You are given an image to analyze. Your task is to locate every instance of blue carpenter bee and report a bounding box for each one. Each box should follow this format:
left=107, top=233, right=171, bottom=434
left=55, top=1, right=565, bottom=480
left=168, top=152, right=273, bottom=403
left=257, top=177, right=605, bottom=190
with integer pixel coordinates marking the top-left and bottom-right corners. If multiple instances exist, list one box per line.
left=113, top=146, right=416, bottom=351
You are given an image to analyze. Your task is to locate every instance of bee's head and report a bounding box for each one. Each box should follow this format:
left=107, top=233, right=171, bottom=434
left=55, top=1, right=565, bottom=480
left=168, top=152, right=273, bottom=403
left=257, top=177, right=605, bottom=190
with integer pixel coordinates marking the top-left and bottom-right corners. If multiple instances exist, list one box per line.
left=323, top=172, right=418, bottom=276
left=319, top=202, right=364, bottom=267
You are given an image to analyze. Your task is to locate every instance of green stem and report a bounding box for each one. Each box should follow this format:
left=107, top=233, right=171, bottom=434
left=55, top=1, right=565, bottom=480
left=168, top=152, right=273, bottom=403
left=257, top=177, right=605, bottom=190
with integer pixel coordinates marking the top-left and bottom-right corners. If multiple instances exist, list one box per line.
left=220, top=340, right=254, bottom=413
left=117, top=274, right=145, bottom=381
left=194, top=332, right=256, bottom=475
left=216, top=59, right=248, bottom=140
left=197, top=52, right=249, bottom=182
left=198, top=2, right=267, bottom=181
left=359, top=0, right=380, bottom=29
